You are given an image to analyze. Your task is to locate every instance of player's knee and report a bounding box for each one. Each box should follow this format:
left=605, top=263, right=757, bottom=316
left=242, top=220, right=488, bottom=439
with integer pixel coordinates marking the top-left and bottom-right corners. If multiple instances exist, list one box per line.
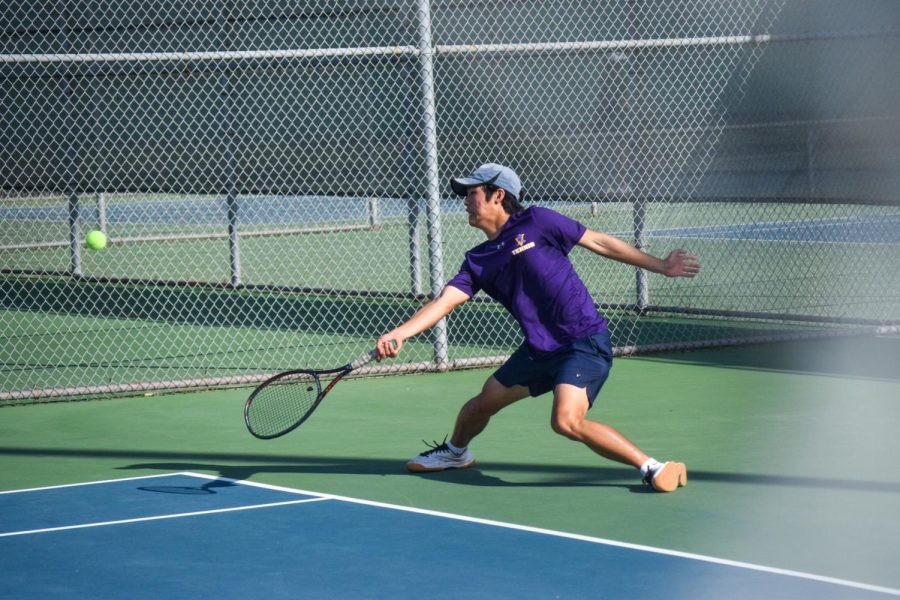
left=460, top=395, right=492, bottom=421
left=550, top=413, right=582, bottom=440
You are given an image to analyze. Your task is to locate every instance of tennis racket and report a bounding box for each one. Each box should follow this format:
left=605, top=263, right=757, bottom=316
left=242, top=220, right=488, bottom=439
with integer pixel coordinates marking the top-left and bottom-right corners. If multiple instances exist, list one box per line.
left=244, top=348, right=380, bottom=439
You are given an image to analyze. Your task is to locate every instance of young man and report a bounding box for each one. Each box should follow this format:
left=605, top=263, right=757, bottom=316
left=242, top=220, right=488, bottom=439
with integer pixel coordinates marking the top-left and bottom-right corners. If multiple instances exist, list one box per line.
left=376, top=163, right=700, bottom=492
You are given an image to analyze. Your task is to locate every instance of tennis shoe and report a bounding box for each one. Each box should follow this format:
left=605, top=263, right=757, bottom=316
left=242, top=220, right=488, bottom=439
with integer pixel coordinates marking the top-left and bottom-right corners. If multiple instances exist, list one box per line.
left=643, top=461, right=687, bottom=492
left=407, top=439, right=475, bottom=473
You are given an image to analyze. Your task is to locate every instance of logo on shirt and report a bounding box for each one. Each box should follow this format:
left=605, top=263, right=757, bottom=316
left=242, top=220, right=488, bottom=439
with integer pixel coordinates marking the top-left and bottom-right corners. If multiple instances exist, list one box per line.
left=511, top=233, right=536, bottom=255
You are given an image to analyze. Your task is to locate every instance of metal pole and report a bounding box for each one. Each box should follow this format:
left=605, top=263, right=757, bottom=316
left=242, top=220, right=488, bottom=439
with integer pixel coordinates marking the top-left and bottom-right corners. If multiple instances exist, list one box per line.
left=66, top=193, right=82, bottom=277
left=632, top=197, right=649, bottom=311
left=405, top=127, right=423, bottom=296
left=414, top=0, right=449, bottom=368
left=628, top=0, right=649, bottom=313
left=216, top=0, right=241, bottom=287
left=57, top=0, right=82, bottom=277
left=367, top=197, right=381, bottom=229
left=96, top=193, right=107, bottom=235
left=407, top=197, right=423, bottom=296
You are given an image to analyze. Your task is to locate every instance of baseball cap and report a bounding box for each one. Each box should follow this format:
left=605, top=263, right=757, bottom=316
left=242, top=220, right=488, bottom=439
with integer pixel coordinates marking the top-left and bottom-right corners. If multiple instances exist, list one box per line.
left=450, top=163, right=522, bottom=200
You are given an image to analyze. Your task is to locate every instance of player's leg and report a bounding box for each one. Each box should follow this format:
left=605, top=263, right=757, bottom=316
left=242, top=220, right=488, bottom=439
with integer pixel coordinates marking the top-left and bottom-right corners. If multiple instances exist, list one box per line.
left=451, top=375, right=530, bottom=448
left=550, top=384, right=646, bottom=467
left=546, top=331, right=643, bottom=465
left=549, top=330, right=687, bottom=492
left=550, top=385, right=686, bottom=492
left=406, top=376, right=529, bottom=473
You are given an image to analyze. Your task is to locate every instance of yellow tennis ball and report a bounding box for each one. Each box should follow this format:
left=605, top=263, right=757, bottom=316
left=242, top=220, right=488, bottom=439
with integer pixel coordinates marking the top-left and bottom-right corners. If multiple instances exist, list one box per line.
left=85, top=230, right=107, bottom=250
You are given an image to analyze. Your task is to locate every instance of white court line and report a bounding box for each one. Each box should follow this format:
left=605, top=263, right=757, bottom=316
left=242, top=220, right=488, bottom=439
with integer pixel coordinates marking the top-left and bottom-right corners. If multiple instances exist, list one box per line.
left=183, top=472, right=900, bottom=598
left=4, top=472, right=898, bottom=596
left=0, top=472, right=189, bottom=495
left=0, top=497, right=329, bottom=538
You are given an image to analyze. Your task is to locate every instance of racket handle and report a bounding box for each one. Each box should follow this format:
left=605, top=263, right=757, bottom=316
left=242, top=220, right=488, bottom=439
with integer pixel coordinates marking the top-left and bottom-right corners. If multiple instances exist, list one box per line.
left=350, top=340, right=396, bottom=370
left=349, top=348, right=380, bottom=371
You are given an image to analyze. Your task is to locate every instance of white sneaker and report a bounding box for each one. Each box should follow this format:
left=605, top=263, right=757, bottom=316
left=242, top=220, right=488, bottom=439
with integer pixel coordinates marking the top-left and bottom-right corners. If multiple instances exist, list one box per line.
left=407, top=439, right=476, bottom=473
left=643, top=461, right=687, bottom=492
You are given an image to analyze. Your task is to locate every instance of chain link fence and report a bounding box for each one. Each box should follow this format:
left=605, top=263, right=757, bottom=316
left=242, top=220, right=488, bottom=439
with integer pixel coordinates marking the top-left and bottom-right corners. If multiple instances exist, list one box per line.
left=2, top=0, right=899, bottom=402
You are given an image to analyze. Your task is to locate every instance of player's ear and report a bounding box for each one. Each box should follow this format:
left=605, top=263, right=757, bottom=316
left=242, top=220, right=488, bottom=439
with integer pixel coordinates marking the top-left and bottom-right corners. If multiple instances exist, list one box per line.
left=493, top=188, right=506, bottom=205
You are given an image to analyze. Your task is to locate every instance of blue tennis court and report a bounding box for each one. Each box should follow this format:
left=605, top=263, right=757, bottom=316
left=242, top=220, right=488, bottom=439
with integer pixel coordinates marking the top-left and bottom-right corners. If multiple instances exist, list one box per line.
left=2, top=473, right=897, bottom=599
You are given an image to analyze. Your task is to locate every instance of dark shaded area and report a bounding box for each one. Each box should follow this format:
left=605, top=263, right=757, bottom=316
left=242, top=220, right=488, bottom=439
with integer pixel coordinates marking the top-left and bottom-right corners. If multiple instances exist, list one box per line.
left=638, top=333, right=900, bottom=381
left=2, top=446, right=897, bottom=494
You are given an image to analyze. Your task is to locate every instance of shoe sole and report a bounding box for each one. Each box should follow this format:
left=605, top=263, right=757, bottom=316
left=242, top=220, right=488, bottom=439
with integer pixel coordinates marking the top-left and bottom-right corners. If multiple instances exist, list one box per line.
left=406, top=459, right=476, bottom=473
left=652, top=462, right=687, bottom=492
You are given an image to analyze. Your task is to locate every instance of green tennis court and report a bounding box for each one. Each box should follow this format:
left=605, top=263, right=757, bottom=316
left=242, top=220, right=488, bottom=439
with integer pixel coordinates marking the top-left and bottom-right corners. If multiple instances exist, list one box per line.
left=2, top=334, right=899, bottom=594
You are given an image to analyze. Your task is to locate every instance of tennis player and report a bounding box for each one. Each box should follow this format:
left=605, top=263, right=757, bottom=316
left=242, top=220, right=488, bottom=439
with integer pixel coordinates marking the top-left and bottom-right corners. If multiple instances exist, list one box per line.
left=376, top=163, right=700, bottom=492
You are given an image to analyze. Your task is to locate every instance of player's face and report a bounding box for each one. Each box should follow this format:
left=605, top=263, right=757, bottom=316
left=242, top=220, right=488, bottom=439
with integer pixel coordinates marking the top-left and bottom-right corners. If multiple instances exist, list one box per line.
left=463, top=186, right=503, bottom=230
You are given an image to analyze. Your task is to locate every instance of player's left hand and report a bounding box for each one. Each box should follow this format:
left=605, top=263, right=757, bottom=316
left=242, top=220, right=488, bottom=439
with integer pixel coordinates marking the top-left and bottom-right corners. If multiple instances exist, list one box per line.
left=662, top=249, right=701, bottom=278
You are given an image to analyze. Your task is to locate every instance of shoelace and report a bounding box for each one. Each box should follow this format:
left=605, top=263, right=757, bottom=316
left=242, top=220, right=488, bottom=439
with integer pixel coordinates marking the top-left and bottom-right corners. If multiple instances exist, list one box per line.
left=419, top=436, right=455, bottom=457
left=642, top=463, right=660, bottom=487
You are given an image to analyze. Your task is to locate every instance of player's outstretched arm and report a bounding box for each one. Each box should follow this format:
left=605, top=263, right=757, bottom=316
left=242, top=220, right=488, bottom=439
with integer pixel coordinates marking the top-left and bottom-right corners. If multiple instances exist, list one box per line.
left=376, top=285, right=470, bottom=360
left=577, top=229, right=701, bottom=278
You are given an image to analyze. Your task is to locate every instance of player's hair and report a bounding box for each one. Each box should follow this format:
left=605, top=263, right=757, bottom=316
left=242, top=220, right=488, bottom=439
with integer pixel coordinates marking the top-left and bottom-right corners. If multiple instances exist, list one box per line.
left=483, top=183, right=525, bottom=214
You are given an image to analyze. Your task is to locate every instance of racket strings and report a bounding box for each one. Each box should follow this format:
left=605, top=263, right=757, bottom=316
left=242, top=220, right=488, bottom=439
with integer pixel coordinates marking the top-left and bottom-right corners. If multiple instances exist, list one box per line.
left=245, top=372, right=321, bottom=438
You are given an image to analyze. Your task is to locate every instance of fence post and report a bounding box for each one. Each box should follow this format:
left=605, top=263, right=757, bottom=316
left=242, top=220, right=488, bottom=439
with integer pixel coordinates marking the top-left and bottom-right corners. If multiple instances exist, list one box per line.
left=404, top=127, right=424, bottom=297
left=628, top=0, right=649, bottom=313
left=414, top=0, right=449, bottom=368
left=57, top=0, right=82, bottom=277
left=216, top=0, right=241, bottom=287
left=407, top=200, right=423, bottom=296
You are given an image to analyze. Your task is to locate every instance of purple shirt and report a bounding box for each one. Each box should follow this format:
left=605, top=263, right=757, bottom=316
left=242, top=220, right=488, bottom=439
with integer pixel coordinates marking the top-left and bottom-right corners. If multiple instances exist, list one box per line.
left=447, top=206, right=607, bottom=357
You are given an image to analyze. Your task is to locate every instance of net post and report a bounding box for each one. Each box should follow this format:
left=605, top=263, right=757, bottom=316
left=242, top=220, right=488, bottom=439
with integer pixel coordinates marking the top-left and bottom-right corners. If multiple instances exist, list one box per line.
left=367, top=197, right=381, bottom=229
left=67, top=193, right=83, bottom=277
left=415, top=0, right=449, bottom=368
left=96, top=193, right=108, bottom=235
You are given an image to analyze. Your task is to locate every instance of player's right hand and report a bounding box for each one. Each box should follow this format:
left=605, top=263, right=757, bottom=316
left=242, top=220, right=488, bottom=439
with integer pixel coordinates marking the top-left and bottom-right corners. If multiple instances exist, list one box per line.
left=375, top=335, right=402, bottom=361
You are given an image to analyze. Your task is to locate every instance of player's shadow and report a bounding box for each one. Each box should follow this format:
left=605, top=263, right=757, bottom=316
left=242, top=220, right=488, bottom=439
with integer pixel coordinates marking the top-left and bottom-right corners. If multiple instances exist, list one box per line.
left=119, top=459, right=643, bottom=491
left=137, top=478, right=240, bottom=495
left=7, top=446, right=893, bottom=493
left=118, top=456, right=900, bottom=494
left=412, top=465, right=645, bottom=492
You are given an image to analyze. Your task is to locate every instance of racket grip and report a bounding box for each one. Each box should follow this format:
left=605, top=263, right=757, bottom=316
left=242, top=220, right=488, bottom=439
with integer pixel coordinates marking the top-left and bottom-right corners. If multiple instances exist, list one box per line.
left=350, top=348, right=381, bottom=371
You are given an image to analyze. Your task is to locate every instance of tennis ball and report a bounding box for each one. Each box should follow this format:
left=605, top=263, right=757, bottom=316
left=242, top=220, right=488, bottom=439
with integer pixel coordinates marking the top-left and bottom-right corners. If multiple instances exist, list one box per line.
left=85, top=230, right=107, bottom=250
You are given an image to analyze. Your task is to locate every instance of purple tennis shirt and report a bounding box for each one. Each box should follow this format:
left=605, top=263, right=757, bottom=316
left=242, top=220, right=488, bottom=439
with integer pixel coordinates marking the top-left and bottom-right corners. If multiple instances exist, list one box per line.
left=447, top=206, right=607, bottom=357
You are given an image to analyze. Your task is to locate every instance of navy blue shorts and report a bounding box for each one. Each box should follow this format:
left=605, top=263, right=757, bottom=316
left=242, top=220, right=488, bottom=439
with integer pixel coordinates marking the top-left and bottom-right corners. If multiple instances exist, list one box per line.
left=493, top=329, right=613, bottom=407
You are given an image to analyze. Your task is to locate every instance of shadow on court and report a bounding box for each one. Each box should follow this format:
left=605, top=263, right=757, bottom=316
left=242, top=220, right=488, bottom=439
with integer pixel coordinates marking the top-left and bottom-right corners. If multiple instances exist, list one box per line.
left=119, top=461, right=644, bottom=492
left=121, top=460, right=900, bottom=495
left=3, top=445, right=897, bottom=494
